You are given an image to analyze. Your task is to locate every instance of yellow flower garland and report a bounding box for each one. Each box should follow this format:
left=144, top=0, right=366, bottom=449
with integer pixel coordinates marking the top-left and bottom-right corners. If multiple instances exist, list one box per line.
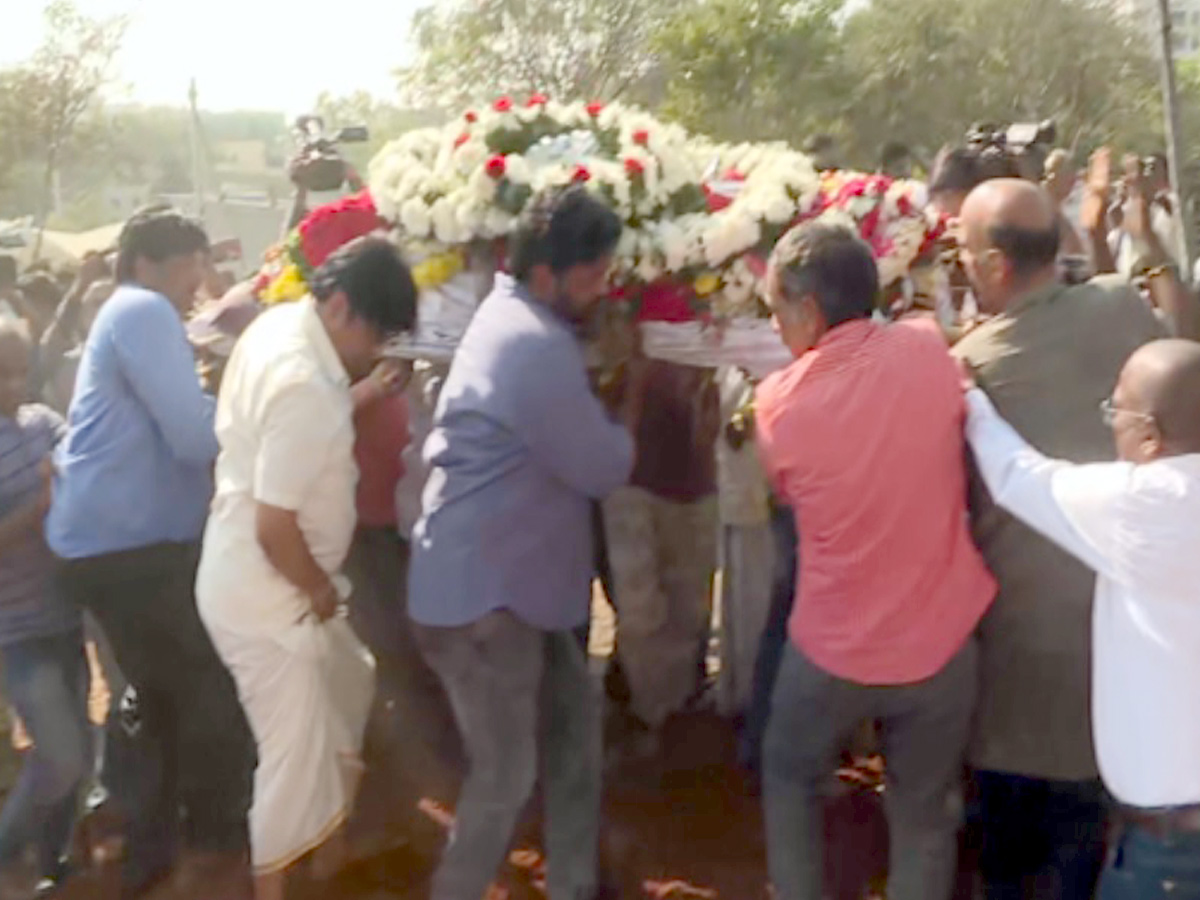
left=259, top=248, right=466, bottom=305
left=411, top=249, right=465, bottom=291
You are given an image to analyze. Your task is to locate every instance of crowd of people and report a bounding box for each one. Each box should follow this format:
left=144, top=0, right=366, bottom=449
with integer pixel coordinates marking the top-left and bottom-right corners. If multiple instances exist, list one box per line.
left=0, top=128, right=1196, bottom=900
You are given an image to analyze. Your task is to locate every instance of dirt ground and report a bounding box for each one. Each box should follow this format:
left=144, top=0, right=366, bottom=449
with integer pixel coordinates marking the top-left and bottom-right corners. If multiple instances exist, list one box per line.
left=0, top=595, right=985, bottom=900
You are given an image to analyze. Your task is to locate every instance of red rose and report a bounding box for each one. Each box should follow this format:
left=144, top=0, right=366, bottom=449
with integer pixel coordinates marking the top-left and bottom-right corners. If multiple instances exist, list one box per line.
left=526, top=93, right=548, bottom=107
left=454, top=133, right=469, bottom=149
left=493, top=96, right=513, bottom=113
left=632, top=129, right=650, bottom=146
left=485, top=155, right=507, bottom=179
left=586, top=102, right=604, bottom=117
left=624, top=157, right=645, bottom=177
left=464, top=110, right=478, bottom=123
left=572, top=165, right=591, bottom=183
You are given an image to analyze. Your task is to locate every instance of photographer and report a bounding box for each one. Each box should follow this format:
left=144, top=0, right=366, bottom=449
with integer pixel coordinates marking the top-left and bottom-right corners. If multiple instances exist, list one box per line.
left=282, top=116, right=367, bottom=235
left=1082, top=149, right=1199, bottom=340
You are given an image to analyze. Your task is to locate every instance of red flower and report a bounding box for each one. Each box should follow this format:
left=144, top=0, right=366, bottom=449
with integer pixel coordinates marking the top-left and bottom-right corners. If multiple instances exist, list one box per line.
left=485, top=155, right=507, bottom=179
left=297, top=190, right=385, bottom=270
left=637, top=282, right=695, bottom=324
left=572, top=165, right=591, bottom=183
left=632, top=129, right=650, bottom=146
left=526, top=93, right=548, bottom=107
left=896, top=195, right=913, bottom=217
left=859, top=206, right=883, bottom=242
left=624, top=157, right=645, bottom=177
left=464, top=110, right=478, bottom=123
left=493, top=96, right=513, bottom=113
left=586, top=102, right=604, bottom=117
left=454, top=133, right=469, bottom=149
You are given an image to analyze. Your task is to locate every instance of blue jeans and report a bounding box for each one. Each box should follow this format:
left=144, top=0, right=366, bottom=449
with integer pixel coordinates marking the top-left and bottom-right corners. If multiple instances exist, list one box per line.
left=1098, top=824, right=1200, bottom=899
left=0, top=631, right=91, bottom=876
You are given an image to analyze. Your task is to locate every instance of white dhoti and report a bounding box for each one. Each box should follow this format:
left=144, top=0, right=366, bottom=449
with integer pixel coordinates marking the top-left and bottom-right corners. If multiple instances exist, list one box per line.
left=205, top=614, right=376, bottom=874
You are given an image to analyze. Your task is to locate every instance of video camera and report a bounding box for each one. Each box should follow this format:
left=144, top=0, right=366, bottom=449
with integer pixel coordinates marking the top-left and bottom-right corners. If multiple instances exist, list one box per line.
left=289, top=115, right=370, bottom=193
left=964, top=120, right=1058, bottom=182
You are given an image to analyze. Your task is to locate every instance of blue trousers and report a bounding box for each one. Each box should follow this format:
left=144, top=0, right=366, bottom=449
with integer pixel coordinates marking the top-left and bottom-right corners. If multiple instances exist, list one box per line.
left=0, top=631, right=91, bottom=877
left=1098, top=823, right=1200, bottom=900
left=974, top=770, right=1107, bottom=900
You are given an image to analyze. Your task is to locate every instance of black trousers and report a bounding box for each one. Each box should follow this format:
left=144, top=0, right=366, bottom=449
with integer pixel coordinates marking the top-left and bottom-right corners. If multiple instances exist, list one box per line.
left=974, top=769, right=1108, bottom=900
left=57, top=542, right=256, bottom=885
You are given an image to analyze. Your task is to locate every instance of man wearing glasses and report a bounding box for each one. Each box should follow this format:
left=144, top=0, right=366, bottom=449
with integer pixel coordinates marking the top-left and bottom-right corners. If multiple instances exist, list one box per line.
left=963, top=338, right=1200, bottom=899
left=196, top=237, right=417, bottom=900
left=953, top=178, right=1164, bottom=899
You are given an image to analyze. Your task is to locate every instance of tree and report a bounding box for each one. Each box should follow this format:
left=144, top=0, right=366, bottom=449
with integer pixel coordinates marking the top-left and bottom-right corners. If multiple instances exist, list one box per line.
left=837, top=0, right=1161, bottom=167
left=1, top=1, right=126, bottom=246
left=398, top=0, right=672, bottom=109
left=653, top=0, right=847, bottom=147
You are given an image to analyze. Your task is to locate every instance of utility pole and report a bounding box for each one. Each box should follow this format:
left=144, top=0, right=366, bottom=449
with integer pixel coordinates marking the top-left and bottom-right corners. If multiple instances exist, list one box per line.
left=1155, top=0, right=1194, bottom=278
left=189, top=78, right=205, bottom=219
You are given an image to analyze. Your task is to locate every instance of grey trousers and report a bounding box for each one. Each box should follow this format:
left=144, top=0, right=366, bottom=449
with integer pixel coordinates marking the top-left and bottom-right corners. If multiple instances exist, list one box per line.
left=763, top=638, right=978, bottom=900
left=415, top=611, right=601, bottom=900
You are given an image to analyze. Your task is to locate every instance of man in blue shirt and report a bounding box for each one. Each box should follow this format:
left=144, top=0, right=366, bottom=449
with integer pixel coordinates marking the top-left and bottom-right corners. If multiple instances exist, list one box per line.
left=409, top=186, right=639, bottom=900
left=48, top=208, right=255, bottom=896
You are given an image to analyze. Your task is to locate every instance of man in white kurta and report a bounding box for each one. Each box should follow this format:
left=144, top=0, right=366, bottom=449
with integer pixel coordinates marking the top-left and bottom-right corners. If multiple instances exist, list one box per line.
left=196, top=291, right=376, bottom=877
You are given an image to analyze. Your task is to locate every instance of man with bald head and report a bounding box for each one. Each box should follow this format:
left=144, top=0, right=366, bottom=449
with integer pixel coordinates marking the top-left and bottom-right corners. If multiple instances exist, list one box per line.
left=963, top=339, right=1200, bottom=899
left=953, top=178, right=1165, bottom=899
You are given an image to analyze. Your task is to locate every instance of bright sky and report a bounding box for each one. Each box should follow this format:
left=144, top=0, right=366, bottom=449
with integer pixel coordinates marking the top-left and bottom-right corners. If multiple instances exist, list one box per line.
left=1, top=0, right=424, bottom=113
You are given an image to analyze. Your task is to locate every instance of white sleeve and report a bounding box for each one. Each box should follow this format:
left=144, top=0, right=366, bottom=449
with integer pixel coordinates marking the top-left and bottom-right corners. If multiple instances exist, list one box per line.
left=964, top=388, right=1129, bottom=580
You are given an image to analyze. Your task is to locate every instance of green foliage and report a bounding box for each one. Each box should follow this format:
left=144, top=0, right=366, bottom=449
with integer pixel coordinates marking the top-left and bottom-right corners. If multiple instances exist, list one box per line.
left=836, top=0, right=1162, bottom=165
left=398, top=0, right=672, bottom=109
left=654, top=0, right=848, bottom=148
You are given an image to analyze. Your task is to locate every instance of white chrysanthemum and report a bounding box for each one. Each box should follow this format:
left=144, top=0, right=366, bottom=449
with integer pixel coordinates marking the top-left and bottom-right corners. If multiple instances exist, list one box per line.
left=482, top=208, right=515, bottom=239
left=374, top=194, right=398, bottom=225
left=399, top=198, right=432, bottom=238
left=454, top=139, right=489, bottom=176
left=466, top=168, right=497, bottom=203
left=504, top=154, right=533, bottom=186
left=430, top=197, right=462, bottom=245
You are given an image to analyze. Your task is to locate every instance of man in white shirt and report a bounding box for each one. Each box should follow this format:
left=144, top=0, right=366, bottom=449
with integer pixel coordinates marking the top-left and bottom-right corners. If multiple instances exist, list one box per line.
left=196, top=237, right=417, bottom=900
left=964, top=338, right=1200, bottom=900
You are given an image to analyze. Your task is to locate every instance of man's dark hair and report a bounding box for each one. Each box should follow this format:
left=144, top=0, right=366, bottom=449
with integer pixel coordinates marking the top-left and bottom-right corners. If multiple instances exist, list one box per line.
left=769, top=223, right=879, bottom=328
left=880, top=141, right=911, bottom=169
left=115, top=206, right=210, bottom=283
left=929, top=147, right=984, bottom=195
left=508, top=185, right=623, bottom=282
left=16, top=271, right=63, bottom=308
left=310, top=235, right=417, bottom=337
left=0, top=256, right=15, bottom=291
left=988, top=223, right=1060, bottom=280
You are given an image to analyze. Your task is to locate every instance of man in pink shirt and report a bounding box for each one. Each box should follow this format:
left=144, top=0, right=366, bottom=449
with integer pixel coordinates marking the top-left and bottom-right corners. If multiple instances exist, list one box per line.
left=755, top=222, right=996, bottom=900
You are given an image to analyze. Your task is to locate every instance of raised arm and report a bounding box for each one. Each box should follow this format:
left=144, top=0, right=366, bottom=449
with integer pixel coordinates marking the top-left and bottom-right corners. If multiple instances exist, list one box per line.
left=964, top=387, right=1124, bottom=579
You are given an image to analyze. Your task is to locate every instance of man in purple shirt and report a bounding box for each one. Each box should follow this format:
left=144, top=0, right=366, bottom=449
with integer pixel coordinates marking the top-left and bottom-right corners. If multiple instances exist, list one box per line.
left=409, top=186, right=639, bottom=900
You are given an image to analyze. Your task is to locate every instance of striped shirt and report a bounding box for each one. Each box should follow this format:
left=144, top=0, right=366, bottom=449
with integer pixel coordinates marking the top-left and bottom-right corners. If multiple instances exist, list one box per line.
left=0, top=405, right=79, bottom=645
left=755, top=317, right=995, bottom=685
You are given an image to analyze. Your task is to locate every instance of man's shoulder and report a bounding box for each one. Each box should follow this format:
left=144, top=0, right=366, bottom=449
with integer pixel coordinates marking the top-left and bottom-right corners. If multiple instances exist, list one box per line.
left=755, top=354, right=816, bottom=430
left=102, top=285, right=171, bottom=320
